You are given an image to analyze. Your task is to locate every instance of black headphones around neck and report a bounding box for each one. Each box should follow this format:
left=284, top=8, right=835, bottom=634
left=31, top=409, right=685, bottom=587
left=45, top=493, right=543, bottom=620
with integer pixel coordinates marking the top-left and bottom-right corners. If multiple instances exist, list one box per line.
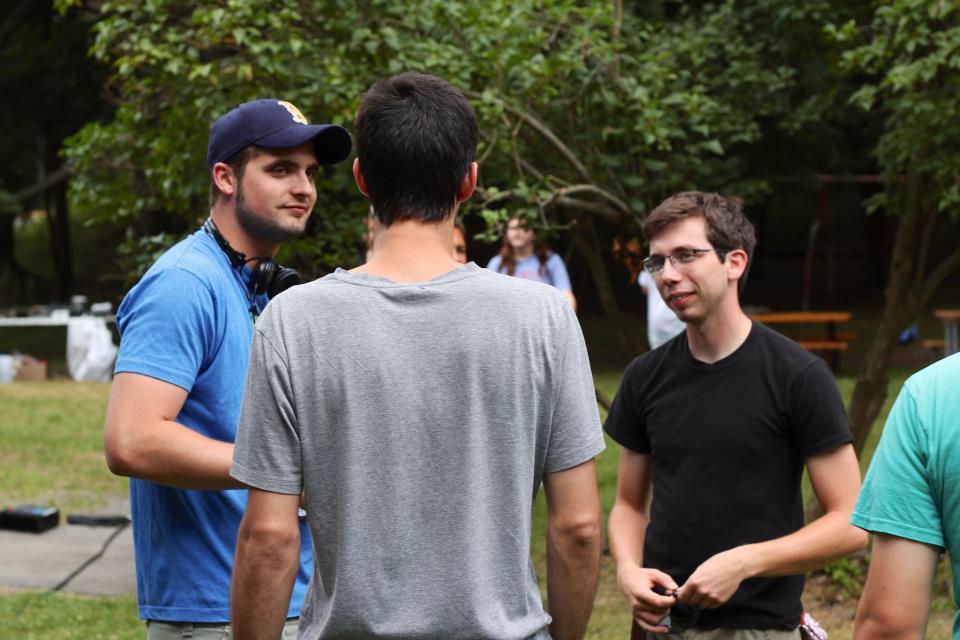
left=203, top=218, right=302, bottom=298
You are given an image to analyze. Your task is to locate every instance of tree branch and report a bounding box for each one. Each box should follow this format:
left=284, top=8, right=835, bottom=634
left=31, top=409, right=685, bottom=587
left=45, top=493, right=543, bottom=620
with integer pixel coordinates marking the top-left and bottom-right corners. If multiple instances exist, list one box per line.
left=477, top=126, right=499, bottom=166
left=611, top=0, right=623, bottom=79
left=475, top=187, right=515, bottom=208
left=913, top=205, right=938, bottom=288
left=465, top=90, right=593, bottom=183
left=14, top=165, right=71, bottom=203
left=919, top=244, right=960, bottom=306
left=509, top=115, right=529, bottom=183
left=552, top=184, right=631, bottom=215
left=518, top=156, right=546, bottom=182
left=570, top=215, right=644, bottom=357
left=552, top=196, right=622, bottom=225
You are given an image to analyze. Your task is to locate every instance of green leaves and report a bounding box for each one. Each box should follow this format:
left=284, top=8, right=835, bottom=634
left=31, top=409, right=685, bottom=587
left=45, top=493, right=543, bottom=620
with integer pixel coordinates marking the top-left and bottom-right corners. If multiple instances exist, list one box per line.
left=62, top=0, right=876, bottom=277
left=837, top=0, right=960, bottom=218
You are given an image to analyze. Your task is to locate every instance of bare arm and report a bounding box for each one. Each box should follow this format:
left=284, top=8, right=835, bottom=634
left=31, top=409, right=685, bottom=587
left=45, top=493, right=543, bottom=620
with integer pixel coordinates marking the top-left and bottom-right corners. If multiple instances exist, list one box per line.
left=104, top=372, right=242, bottom=489
left=231, top=488, right=301, bottom=640
left=542, top=458, right=602, bottom=640
left=561, top=289, right=578, bottom=313
left=679, top=443, right=867, bottom=608
left=607, top=447, right=678, bottom=633
left=853, top=534, right=939, bottom=639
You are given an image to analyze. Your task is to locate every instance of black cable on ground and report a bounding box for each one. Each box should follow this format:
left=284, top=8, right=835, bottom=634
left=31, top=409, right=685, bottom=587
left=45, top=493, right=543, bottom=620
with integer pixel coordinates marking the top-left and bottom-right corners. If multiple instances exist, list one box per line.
left=13, top=517, right=131, bottom=619
left=51, top=519, right=130, bottom=592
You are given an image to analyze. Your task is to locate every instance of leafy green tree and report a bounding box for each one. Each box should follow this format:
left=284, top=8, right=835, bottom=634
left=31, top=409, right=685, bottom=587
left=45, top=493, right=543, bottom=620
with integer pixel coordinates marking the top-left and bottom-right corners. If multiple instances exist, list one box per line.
left=59, top=0, right=849, bottom=350
left=831, top=1, right=960, bottom=453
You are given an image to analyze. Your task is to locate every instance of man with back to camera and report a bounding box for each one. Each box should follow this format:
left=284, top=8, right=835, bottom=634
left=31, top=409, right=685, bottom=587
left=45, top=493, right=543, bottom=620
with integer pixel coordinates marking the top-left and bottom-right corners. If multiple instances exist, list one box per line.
left=103, top=99, right=351, bottom=638
left=366, top=209, right=467, bottom=263
left=604, top=192, right=867, bottom=638
left=851, top=352, right=960, bottom=639
left=229, top=72, right=605, bottom=640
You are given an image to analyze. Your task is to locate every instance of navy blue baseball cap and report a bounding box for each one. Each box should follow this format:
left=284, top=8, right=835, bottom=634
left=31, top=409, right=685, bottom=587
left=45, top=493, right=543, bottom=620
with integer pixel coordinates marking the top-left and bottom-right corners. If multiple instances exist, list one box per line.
left=206, top=99, right=352, bottom=169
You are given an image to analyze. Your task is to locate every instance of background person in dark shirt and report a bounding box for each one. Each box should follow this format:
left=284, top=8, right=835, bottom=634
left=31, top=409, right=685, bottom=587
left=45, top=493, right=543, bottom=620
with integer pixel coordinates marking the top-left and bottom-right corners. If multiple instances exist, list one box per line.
left=604, top=191, right=866, bottom=638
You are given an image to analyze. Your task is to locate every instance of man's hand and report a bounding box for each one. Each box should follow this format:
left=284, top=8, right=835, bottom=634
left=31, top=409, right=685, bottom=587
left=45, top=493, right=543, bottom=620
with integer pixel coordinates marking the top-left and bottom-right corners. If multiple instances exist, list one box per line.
left=617, top=563, right=679, bottom=633
left=677, top=546, right=751, bottom=609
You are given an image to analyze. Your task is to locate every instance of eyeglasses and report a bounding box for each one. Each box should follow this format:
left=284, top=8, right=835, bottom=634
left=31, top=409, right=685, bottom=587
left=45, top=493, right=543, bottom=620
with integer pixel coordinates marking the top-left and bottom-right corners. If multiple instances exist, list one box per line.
left=642, top=248, right=726, bottom=275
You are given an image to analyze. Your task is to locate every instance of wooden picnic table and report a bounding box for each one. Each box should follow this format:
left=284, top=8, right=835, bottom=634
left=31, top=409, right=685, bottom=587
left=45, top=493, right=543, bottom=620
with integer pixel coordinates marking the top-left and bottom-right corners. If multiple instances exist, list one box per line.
left=934, top=309, right=960, bottom=356
left=749, top=310, right=853, bottom=371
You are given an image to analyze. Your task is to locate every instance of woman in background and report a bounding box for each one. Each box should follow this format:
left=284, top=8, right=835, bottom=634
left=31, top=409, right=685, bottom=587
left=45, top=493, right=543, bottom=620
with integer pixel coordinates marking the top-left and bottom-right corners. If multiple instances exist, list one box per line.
left=487, top=217, right=577, bottom=311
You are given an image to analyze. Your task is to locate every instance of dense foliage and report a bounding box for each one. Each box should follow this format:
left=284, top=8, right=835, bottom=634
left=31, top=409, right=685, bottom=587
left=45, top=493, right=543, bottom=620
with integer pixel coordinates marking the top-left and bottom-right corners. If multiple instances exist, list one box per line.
left=35, top=0, right=960, bottom=450
left=833, top=0, right=960, bottom=450
left=55, top=0, right=862, bottom=351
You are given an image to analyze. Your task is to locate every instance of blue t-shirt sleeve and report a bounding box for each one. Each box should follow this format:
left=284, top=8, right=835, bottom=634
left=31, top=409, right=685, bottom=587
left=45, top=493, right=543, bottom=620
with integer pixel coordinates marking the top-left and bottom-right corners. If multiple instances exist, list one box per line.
left=850, top=383, right=944, bottom=548
left=114, top=267, right=216, bottom=392
left=486, top=255, right=503, bottom=272
left=546, top=253, right=572, bottom=291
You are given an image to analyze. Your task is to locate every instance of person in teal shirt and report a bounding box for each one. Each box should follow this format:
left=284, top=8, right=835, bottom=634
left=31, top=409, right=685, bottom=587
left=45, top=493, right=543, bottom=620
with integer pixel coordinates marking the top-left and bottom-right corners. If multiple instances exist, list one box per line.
left=851, top=352, right=960, bottom=639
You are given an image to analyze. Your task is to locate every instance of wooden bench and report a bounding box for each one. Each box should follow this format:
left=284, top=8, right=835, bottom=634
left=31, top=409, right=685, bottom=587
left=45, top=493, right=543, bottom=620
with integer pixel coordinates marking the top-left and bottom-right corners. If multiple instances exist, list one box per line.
left=796, top=340, right=848, bottom=351
left=750, top=311, right=853, bottom=371
left=923, top=338, right=945, bottom=359
left=934, top=309, right=960, bottom=356
left=794, top=330, right=857, bottom=343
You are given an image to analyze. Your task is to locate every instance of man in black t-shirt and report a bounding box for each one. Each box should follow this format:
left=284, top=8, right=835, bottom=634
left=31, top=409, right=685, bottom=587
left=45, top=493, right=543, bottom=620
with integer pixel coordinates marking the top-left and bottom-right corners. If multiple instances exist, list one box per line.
left=605, top=192, right=867, bottom=638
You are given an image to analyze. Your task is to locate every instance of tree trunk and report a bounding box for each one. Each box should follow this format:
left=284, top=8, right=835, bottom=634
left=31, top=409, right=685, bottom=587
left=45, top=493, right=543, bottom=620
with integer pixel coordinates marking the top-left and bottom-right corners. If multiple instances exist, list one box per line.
left=570, top=214, right=644, bottom=359
left=0, top=214, right=14, bottom=274
left=806, top=173, right=960, bottom=518
left=846, top=301, right=912, bottom=453
left=847, top=173, right=925, bottom=455
left=44, top=135, right=73, bottom=299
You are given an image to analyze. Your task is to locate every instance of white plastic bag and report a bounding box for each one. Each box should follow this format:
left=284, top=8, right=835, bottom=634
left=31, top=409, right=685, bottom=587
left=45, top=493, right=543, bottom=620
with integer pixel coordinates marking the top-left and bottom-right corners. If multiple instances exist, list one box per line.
left=67, top=317, right=118, bottom=382
left=0, top=354, right=14, bottom=383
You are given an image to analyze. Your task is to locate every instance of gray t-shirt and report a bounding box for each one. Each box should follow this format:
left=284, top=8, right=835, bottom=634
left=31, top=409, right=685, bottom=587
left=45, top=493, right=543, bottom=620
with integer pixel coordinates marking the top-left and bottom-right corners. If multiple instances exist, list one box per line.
left=232, top=262, right=604, bottom=640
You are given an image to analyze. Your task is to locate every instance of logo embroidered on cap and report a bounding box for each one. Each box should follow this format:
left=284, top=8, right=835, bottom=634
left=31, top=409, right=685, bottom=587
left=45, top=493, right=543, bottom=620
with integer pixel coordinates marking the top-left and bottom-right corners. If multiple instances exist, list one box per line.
left=278, top=100, right=309, bottom=124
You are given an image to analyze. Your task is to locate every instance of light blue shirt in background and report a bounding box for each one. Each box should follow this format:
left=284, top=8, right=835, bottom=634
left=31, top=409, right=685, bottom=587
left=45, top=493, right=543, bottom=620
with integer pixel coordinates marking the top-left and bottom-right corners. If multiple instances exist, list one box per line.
left=486, top=252, right=572, bottom=291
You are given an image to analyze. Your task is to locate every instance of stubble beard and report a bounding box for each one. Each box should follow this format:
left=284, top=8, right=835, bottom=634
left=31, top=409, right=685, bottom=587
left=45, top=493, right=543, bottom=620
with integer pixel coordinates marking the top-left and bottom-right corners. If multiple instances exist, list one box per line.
left=234, top=182, right=308, bottom=244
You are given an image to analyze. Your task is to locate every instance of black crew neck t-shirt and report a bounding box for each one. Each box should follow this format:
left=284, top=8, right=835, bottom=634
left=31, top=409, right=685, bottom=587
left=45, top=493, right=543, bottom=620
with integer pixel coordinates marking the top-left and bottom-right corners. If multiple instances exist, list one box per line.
left=604, top=321, right=852, bottom=630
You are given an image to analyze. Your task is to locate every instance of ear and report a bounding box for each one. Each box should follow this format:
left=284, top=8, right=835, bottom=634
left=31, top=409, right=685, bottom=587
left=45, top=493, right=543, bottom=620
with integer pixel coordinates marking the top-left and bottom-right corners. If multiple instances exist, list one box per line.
left=725, top=248, right=749, bottom=284
left=456, top=162, right=478, bottom=203
left=211, top=162, right=239, bottom=198
left=353, top=158, right=369, bottom=197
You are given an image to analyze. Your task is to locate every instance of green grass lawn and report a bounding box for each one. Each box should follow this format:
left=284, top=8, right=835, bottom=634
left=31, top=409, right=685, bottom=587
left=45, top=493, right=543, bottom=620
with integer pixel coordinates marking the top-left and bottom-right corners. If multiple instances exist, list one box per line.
left=0, top=362, right=954, bottom=638
left=0, top=382, right=127, bottom=513
left=0, top=589, right=141, bottom=640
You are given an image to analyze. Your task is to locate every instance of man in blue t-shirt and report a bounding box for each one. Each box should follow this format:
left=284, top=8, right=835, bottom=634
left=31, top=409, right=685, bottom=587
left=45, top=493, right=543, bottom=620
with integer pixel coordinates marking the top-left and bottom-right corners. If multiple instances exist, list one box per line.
left=104, top=99, right=351, bottom=638
left=852, top=353, right=960, bottom=639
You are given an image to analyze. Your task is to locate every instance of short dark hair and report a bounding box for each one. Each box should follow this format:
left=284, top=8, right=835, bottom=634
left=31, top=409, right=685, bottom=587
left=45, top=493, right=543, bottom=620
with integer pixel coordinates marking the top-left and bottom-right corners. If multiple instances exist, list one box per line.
left=208, top=146, right=260, bottom=207
left=355, top=72, right=478, bottom=226
left=643, top=191, right=757, bottom=292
